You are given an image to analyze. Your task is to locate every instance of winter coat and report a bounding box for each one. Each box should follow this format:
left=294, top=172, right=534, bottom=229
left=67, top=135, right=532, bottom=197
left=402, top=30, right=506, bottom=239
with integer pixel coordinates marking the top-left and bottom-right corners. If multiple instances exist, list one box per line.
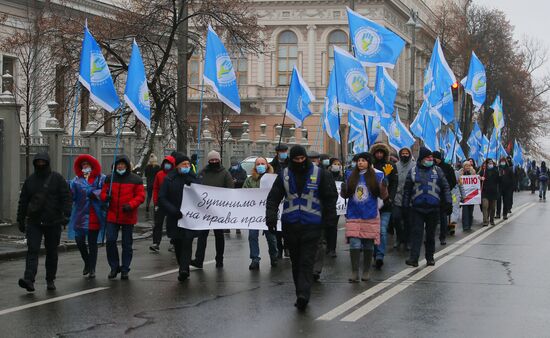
left=68, top=154, right=107, bottom=239
left=402, top=163, right=452, bottom=212
left=394, top=149, right=416, bottom=207
left=437, top=161, right=458, bottom=190
left=270, top=156, right=289, bottom=175
left=370, top=143, right=398, bottom=212
left=498, top=165, right=515, bottom=191
left=537, top=167, right=549, bottom=182
left=144, top=163, right=161, bottom=189
left=198, top=164, right=235, bottom=188
left=158, top=171, right=199, bottom=239
left=229, top=165, right=248, bottom=188
left=17, top=152, right=72, bottom=227
left=100, top=155, right=146, bottom=225
left=266, top=162, right=338, bottom=228
left=242, top=163, right=274, bottom=189
left=152, top=156, right=176, bottom=205
left=479, top=167, right=499, bottom=200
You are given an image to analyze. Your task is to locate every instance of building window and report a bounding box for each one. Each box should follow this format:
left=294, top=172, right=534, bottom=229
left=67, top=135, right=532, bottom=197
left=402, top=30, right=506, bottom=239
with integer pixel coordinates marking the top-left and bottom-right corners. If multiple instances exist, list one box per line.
left=327, top=30, right=348, bottom=75
left=232, top=54, right=248, bottom=85
left=188, top=53, right=200, bottom=85
left=277, top=30, right=298, bottom=86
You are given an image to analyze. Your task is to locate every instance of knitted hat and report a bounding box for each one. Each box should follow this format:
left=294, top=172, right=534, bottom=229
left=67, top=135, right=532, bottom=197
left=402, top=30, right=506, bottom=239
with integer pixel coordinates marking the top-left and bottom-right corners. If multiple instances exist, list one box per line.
left=275, top=144, right=288, bottom=152
left=207, top=150, right=221, bottom=161
left=308, top=150, right=320, bottom=159
left=355, top=152, right=372, bottom=164
left=289, top=145, right=307, bottom=159
left=432, top=151, right=442, bottom=160
left=174, top=153, right=190, bottom=166
left=418, top=147, right=432, bottom=161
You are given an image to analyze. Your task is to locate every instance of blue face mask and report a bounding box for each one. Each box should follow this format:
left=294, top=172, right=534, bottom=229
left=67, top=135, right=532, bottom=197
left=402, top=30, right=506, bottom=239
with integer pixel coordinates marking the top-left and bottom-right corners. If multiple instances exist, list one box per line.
left=116, top=169, right=126, bottom=175
left=164, top=163, right=172, bottom=170
left=423, top=160, right=434, bottom=168
left=179, top=167, right=191, bottom=174
left=322, top=159, right=330, bottom=166
left=232, top=165, right=239, bottom=170
left=279, top=152, right=288, bottom=160
left=256, top=164, right=267, bottom=174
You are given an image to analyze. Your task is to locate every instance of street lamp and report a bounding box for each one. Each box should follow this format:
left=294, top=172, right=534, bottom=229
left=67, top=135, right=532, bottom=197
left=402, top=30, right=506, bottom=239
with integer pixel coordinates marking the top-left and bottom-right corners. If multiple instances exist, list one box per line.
left=407, top=9, right=421, bottom=123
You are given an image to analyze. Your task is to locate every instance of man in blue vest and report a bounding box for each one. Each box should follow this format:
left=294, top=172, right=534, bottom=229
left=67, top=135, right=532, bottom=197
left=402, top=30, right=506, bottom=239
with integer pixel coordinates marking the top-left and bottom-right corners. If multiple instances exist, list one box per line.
left=402, top=147, right=452, bottom=267
left=266, top=145, right=338, bottom=311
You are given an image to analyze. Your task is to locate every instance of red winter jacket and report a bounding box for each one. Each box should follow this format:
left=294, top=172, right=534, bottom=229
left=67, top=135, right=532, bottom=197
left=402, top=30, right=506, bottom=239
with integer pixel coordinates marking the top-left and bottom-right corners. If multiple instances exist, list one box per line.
left=153, top=155, right=176, bottom=205
left=100, top=155, right=145, bottom=225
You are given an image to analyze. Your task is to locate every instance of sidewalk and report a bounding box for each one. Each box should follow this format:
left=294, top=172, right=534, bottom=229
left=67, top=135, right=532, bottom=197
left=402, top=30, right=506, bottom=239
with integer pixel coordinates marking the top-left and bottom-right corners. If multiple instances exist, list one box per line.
left=0, top=207, right=155, bottom=260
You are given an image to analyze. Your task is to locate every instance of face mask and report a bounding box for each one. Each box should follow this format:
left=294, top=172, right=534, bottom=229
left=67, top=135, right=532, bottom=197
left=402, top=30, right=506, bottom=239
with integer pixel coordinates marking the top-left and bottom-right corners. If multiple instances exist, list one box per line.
left=290, top=160, right=308, bottom=173
left=116, top=169, right=126, bottom=175
left=164, top=163, right=172, bottom=170
left=331, top=166, right=341, bottom=173
left=279, top=152, right=288, bottom=160
left=209, top=162, right=220, bottom=169
left=82, top=167, right=92, bottom=174
left=400, top=155, right=411, bottom=163
left=232, top=165, right=239, bottom=170
left=322, top=159, right=330, bottom=166
left=256, top=164, right=267, bottom=174
left=500, top=162, right=506, bottom=167
left=179, top=167, right=190, bottom=174
left=488, top=164, right=494, bottom=169
left=423, top=160, right=434, bottom=167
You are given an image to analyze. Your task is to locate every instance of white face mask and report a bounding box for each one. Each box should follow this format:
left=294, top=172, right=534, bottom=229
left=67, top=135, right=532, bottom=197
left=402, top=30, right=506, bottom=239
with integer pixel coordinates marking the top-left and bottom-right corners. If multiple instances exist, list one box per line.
left=82, top=167, right=92, bottom=174
left=331, top=165, right=341, bottom=173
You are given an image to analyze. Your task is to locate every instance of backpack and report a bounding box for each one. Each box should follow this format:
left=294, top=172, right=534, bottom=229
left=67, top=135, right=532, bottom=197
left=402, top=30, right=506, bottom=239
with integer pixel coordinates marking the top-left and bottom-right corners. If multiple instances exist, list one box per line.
left=540, top=168, right=548, bottom=182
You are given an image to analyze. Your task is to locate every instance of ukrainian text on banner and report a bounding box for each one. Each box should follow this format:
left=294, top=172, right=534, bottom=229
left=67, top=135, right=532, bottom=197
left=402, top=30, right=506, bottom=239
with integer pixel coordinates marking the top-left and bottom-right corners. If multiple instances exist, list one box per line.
left=460, top=175, right=481, bottom=205
left=178, top=184, right=281, bottom=231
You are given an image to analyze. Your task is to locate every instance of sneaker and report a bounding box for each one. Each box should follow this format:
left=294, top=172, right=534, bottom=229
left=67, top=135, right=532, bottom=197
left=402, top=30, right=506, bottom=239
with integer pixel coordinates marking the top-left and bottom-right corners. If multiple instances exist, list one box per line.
left=503, top=214, right=508, bottom=220
left=83, top=266, right=90, bottom=276
left=18, top=278, right=35, bottom=292
left=405, top=259, right=419, bottom=267
left=149, top=244, right=160, bottom=252
left=190, top=260, right=203, bottom=269
left=295, top=296, right=308, bottom=311
left=178, top=270, right=189, bottom=282
left=46, top=280, right=56, bottom=291
left=108, top=267, right=120, bottom=280
left=426, top=258, right=435, bottom=266
left=120, top=271, right=129, bottom=280
left=88, top=270, right=96, bottom=279
left=249, top=261, right=260, bottom=270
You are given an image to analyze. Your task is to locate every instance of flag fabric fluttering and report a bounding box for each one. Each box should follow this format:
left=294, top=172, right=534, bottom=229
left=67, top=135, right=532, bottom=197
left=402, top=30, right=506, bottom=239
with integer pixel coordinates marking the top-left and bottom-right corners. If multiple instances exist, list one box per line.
left=480, top=134, right=490, bottom=161
left=333, top=46, right=377, bottom=116
left=454, top=121, right=463, bottom=142
left=467, top=128, right=481, bottom=163
left=203, top=25, right=241, bottom=114
left=124, top=40, right=151, bottom=131
left=513, top=140, right=524, bottom=168
left=463, top=51, right=487, bottom=110
left=323, top=68, right=340, bottom=143
left=488, top=128, right=499, bottom=160
left=285, top=66, right=315, bottom=127
left=491, top=94, right=505, bottom=132
left=78, top=24, right=121, bottom=112
left=431, top=88, right=455, bottom=125
left=374, top=66, right=398, bottom=118
left=388, top=111, right=415, bottom=152
left=423, top=38, right=457, bottom=108
left=346, top=7, right=405, bottom=68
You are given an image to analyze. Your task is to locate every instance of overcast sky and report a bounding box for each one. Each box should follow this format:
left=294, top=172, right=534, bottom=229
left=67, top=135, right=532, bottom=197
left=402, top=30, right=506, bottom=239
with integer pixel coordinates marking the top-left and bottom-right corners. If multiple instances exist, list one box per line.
left=474, top=0, right=550, bottom=159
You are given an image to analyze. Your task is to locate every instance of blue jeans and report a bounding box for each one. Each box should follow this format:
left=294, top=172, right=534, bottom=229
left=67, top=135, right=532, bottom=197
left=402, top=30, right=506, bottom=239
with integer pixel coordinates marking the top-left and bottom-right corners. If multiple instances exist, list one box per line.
left=106, top=223, right=134, bottom=272
left=349, top=237, right=374, bottom=250
left=461, top=205, right=474, bottom=230
left=249, top=230, right=278, bottom=262
left=540, top=181, right=548, bottom=199
left=374, top=212, right=391, bottom=260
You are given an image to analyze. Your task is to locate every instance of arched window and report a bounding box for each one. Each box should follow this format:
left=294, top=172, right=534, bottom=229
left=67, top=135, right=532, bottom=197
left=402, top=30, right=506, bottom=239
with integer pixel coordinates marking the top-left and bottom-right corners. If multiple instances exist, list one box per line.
left=327, top=30, right=348, bottom=72
left=277, top=30, right=298, bottom=86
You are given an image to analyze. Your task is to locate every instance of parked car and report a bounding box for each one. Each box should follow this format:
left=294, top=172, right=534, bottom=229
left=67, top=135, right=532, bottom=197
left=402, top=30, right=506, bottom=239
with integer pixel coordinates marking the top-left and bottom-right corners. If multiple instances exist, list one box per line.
left=240, top=156, right=273, bottom=176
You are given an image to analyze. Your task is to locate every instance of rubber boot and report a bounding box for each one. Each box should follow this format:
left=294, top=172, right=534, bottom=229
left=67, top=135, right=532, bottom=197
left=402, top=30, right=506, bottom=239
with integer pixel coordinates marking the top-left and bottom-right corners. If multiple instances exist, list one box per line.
left=362, top=249, right=373, bottom=281
left=348, top=249, right=360, bottom=283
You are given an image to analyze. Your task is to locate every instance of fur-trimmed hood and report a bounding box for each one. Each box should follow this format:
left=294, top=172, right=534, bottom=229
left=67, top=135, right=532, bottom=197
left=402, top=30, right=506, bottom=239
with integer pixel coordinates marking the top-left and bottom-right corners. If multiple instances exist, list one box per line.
left=370, top=143, right=390, bottom=163
left=74, top=154, right=102, bottom=178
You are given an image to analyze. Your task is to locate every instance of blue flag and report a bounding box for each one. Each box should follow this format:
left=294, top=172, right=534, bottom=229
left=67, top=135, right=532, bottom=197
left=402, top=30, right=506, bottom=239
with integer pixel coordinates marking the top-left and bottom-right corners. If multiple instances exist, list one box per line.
left=388, top=111, right=415, bottom=152
left=124, top=40, right=151, bottom=131
left=480, top=134, right=490, bottom=161
left=374, top=66, right=398, bottom=118
left=467, top=129, right=481, bottom=163
left=333, top=46, right=377, bottom=116
left=498, top=142, right=509, bottom=159
left=348, top=111, right=364, bottom=143
left=410, top=101, right=428, bottom=139
left=491, top=94, right=504, bottom=132
left=513, top=140, right=524, bottom=168
left=323, top=68, right=340, bottom=143
left=431, top=88, right=455, bottom=125
left=487, top=129, right=499, bottom=160
left=471, top=122, right=482, bottom=146
left=203, top=25, right=241, bottom=113
left=346, top=7, right=405, bottom=68
left=286, top=66, right=315, bottom=127
left=464, top=51, right=487, bottom=110
left=78, top=25, right=120, bottom=112
left=411, top=102, right=439, bottom=151
left=454, top=121, right=463, bottom=142
left=423, top=38, right=456, bottom=108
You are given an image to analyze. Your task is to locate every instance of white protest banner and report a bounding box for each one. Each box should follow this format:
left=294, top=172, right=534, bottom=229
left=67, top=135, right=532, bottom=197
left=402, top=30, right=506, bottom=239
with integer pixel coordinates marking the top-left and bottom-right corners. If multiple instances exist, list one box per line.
left=460, top=175, right=481, bottom=205
left=178, top=184, right=282, bottom=231
left=260, top=173, right=278, bottom=189
left=335, top=181, right=347, bottom=215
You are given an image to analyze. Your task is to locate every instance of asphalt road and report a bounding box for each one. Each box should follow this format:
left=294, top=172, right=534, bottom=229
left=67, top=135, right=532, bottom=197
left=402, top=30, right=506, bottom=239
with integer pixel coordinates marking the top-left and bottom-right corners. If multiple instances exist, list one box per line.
left=0, top=191, right=548, bottom=338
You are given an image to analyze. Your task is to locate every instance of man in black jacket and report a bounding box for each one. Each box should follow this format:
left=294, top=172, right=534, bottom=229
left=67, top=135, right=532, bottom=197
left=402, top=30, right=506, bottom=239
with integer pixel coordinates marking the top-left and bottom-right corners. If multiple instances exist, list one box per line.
left=433, top=151, right=457, bottom=245
left=269, top=143, right=290, bottom=258
left=16, top=152, right=72, bottom=292
left=266, top=145, right=338, bottom=311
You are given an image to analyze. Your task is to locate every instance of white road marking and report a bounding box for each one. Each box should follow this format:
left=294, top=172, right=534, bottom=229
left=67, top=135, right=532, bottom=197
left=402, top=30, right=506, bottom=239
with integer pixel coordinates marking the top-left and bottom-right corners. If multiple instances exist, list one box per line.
left=141, top=260, right=216, bottom=279
left=340, top=202, right=536, bottom=322
left=316, top=202, right=533, bottom=321
left=0, top=287, right=110, bottom=316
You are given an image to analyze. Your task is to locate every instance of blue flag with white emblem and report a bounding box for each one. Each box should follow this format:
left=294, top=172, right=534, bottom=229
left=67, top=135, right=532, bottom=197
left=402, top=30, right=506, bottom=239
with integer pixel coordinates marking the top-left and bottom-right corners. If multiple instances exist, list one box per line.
left=203, top=25, right=241, bottom=113
left=467, top=128, right=481, bottom=163
left=464, top=51, right=486, bottom=110
left=323, top=68, right=340, bottom=143
left=374, top=66, right=398, bottom=118
left=346, top=7, right=405, bottom=68
left=333, top=46, right=377, bottom=116
left=124, top=40, right=151, bottom=131
left=423, top=38, right=456, bottom=108
left=513, top=140, right=524, bottom=168
left=488, top=129, right=499, bottom=160
left=480, top=134, right=490, bottom=161
left=286, top=66, right=315, bottom=127
left=388, top=111, right=415, bottom=152
left=78, top=24, right=121, bottom=112
left=454, top=121, right=463, bottom=142
left=431, top=88, right=455, bottom=124
left=491, top=94, right=504, bottom=132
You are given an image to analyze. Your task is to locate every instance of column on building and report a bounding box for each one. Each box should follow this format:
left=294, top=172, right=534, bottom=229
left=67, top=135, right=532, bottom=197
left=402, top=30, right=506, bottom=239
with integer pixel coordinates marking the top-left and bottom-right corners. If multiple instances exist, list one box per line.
left=307, top=25, right=316, bottom=83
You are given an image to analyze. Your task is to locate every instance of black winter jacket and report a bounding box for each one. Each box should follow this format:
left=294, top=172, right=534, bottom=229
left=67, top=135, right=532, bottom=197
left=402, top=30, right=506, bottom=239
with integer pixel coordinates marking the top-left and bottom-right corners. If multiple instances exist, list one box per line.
left=17, top=152, right=72, bottom=226
left=437, top=161, right=458, bottom=190
left=158, top=171, right=199, bottom=239
left=266, top=162, right=338, bottom=228
left=479, top=167, right=499, bottom=200
left=370, top=143, right=398, bottom=212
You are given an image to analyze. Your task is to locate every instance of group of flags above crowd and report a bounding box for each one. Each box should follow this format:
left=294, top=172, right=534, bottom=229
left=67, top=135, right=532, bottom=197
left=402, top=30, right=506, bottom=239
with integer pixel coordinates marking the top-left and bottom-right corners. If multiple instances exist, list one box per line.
left=77, top=7, right=525, bottom=167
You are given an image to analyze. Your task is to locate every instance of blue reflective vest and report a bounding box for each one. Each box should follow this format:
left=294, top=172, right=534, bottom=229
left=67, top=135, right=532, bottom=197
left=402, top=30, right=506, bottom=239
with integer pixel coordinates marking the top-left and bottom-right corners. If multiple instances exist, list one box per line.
left=410, top=166, right=442, bottom=207
left=345, top=169, right=384, bottom=220
left=281, top=165, right=322, bottom=225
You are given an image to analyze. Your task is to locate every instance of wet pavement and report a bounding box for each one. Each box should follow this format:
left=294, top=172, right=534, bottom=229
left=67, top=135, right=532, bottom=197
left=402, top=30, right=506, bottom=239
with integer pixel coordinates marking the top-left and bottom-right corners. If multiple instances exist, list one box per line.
left=0, top=192, right=548, bottom=337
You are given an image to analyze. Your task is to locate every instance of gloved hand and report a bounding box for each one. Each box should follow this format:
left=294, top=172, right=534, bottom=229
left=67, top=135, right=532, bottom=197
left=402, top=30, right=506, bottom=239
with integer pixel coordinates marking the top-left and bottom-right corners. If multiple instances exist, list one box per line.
left=17, top=220, right=25, bottom=233
left=267, top=222, right=277, bottom=234
left=382, top=163, right=394, bottom=176
left=122, top=204, right=133, bottom=212
left=176, top=211, right=183, bottom=219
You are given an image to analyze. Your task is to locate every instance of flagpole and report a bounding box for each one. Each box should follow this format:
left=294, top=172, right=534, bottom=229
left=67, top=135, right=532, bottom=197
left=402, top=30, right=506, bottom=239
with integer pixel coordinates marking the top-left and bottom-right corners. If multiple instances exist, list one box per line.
left=363, top=115, right=370, bottom=150
left=337, top=109, right=345, bottom=164
left=67, top=80, right=81, bottom=179
left=314, top=108, right=324, bottom=152
left=195, top=75, right=206, bottom=170
left=277, top=77, right=293, bottom=150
